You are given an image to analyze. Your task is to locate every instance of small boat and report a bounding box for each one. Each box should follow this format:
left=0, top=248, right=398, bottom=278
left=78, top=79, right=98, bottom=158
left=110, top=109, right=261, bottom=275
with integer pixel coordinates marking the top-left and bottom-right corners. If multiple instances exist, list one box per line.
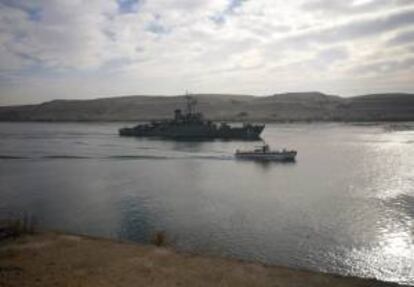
left=235, top=144, right=297, bottom=162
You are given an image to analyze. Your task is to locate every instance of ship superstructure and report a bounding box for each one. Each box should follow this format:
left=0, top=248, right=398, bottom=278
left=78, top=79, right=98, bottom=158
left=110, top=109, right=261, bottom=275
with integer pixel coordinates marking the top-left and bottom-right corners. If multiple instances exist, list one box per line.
left=119, top=95, right=264, bottom=140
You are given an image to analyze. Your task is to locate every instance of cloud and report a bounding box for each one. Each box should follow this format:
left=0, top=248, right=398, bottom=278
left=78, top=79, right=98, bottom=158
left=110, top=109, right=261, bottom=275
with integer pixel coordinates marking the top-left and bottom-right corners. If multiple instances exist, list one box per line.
left=315, top=46, right=349, bottom=64
left=387, top=29, right=414, bottom=46
left=351, top=56, right=414, bottom=76
left=0, top=0, right=413, bottom=105
left=302, top=0, right=410, bottom=16
left=0, top=0, right=117, bottom=71
left=276, top=8, right=414, bottom=48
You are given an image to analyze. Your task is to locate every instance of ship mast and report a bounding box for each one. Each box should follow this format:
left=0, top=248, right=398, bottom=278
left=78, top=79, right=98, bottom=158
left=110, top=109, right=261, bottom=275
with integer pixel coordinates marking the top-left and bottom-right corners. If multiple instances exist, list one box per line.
left=185, top=91, right=197, bottom=114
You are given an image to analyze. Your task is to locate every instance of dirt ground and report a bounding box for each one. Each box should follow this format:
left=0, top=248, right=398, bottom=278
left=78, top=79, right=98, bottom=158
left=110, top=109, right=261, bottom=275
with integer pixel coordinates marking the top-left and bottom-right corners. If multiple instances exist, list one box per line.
left=0, top=233, right=400, bottom=287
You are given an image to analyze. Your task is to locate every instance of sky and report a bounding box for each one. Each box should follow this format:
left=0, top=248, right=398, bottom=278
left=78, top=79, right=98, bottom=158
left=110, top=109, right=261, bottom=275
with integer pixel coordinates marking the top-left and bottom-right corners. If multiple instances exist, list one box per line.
left=0, top=0, right=413, bottom=105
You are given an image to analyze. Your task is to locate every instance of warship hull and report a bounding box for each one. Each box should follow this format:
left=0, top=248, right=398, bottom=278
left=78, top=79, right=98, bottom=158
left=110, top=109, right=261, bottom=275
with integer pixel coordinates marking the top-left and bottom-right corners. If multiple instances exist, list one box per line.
left=119, top=124, right=264, bottom=140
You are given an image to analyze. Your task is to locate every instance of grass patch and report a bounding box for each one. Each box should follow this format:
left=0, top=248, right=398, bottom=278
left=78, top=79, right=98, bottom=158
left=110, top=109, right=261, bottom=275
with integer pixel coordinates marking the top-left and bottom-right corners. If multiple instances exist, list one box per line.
left=0, top=213, right=36, bottom=240
left=150, top=231, right=167, bottom=247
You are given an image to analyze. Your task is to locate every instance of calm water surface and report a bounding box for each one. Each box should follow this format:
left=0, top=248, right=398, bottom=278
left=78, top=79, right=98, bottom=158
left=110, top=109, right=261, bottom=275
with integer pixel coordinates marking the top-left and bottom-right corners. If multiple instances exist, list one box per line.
left=0, top=122, right=413, bottom=285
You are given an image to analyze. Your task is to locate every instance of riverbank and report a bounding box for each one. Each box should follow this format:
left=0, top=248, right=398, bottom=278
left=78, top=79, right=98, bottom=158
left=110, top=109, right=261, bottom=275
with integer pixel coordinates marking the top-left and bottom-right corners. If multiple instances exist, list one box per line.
left=0, top=232, right=401, bottom=287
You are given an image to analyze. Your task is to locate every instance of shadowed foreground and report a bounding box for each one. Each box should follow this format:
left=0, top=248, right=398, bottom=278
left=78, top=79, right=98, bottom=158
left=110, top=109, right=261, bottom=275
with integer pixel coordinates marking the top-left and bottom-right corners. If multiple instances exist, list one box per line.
left=0, top=233, right=400, bottom=287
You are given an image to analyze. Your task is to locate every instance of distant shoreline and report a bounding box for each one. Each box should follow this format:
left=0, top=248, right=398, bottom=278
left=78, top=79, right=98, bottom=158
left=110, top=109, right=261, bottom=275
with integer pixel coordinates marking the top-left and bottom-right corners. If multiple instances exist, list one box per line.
left=1, top=119, right=414, bottom=123
left=1, top=92, right=413, bottom=122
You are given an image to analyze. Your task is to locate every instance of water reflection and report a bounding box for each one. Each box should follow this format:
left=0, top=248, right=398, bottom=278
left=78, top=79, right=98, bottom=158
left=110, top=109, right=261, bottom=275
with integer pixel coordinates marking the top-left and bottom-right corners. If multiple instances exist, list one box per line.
left=116, top=195, right=152, bottom=242
left=231, top=159, right=297, bottom=172
left=169, top=140, right=207, bottom=152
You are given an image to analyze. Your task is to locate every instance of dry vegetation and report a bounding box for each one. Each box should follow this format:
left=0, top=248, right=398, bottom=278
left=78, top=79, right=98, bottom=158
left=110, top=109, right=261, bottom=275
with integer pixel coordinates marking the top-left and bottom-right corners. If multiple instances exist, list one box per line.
left=0, top=215, right=36, bottom=240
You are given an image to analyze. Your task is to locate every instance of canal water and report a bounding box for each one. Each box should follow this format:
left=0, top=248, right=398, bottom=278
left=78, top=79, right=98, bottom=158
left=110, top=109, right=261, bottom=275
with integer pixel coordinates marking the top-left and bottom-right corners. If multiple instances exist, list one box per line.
left=0, top=122, right=413, bottom=285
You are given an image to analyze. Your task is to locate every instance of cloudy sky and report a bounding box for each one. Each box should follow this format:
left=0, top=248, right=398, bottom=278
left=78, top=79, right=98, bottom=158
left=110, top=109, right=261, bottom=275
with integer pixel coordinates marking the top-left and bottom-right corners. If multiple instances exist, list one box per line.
left=0, top=0, right=413, bottom=105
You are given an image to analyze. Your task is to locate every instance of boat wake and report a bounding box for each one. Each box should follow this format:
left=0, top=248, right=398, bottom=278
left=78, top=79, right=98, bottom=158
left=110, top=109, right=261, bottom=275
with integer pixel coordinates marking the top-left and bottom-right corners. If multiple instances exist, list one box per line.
left=0, top=153, right=236, bottom=161
left=43, top=155, right=92, bottom=159
left=108, top=155, right=170, bottom=160
left=0, top=155, right=29, bottom=159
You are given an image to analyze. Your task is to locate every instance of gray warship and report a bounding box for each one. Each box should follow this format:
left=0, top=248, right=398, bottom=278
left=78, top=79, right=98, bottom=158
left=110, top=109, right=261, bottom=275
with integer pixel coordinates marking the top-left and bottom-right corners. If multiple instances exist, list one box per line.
left=119, top=96, right=265, bottom=140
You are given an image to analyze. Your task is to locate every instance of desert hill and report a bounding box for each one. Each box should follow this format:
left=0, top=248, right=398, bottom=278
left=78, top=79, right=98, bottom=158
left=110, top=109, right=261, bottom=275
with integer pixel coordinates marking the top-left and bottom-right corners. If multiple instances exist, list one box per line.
left=0, top=92, right=413, bottom=122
